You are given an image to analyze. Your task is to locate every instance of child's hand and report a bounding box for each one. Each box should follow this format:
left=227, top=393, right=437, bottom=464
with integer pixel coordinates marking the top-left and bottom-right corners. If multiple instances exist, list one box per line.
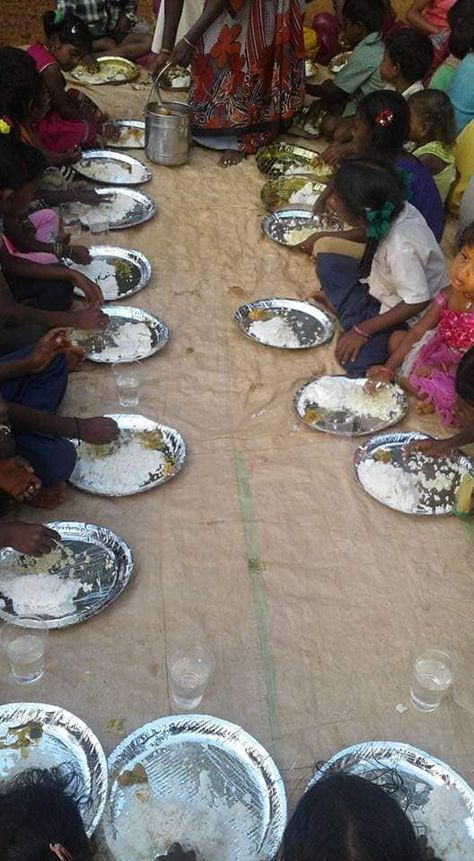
left=74, top=188, right=112, bottom=206
left=77, top=417, right=119, bottom=445
left=404, top=438, right=453, bottom=459
left=0, top=521, right=60, bottom=556
left=26, top=329, right=70, bottom=374
left=68, top=245, right=92, bottom=265
left=335, top=328, right=367, bottom=365
left=73, top=307, right=108, bottom=330
left=366, top=365, right=396, bottom=384
left=71, top=272, right=104, bottom=307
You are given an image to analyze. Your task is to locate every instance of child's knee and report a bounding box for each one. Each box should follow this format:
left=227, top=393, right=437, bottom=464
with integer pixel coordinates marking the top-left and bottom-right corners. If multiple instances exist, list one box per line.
left=44, top=438, right=77, bottom=484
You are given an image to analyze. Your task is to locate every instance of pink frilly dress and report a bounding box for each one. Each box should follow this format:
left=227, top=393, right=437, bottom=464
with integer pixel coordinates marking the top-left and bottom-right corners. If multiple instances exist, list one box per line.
left=26, top=43, right=101, bottom=153
left=402, top=292, right=474, bottom=426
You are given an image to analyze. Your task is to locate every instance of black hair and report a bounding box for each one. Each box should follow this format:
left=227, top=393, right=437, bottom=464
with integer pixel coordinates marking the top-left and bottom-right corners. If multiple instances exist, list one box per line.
left=282, top=772, right=424, bottom=861
left=43, top=11, right=92, bottom=51
left=409, top=89, right=457, bottom=147
left=356, top=90, right=410, bottom=153
left=0, top=47, right=45, bottom=123
left=455, top=346, right=474, bottom=405
left=342, top=0, right=385, bottom=34
left=0, top=767, right=91, bottom=861
left=333, top=157, right=406, bottom=277
left=447, top=0, right=474, bottom=58
left=384, top=28, right=434, bottom=85
left=0, top=131, right=45, bottom=189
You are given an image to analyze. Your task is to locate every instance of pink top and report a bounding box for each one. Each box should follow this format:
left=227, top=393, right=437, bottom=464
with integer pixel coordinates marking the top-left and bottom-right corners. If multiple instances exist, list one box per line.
left=27, top=43, right=58, bottom=74
left=435, top=292, right=474, bottom=351
left=423, top=0, right=456, bottom=30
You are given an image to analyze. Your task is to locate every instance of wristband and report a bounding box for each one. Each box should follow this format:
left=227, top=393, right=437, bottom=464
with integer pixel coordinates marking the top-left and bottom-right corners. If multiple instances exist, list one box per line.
left=353, top=324, right=370, bottom=339
left=183, top=36, right=195, bottom=49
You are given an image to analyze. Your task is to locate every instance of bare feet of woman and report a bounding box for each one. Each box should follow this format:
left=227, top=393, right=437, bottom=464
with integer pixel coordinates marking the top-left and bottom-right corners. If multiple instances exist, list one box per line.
left=218, top=150, right=244, bottom=168
left=26, top=481, right=67, bottom=509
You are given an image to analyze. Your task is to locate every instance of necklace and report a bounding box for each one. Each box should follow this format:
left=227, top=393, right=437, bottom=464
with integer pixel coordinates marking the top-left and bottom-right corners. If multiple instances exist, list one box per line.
left=463, top=294, right=473, bottom=310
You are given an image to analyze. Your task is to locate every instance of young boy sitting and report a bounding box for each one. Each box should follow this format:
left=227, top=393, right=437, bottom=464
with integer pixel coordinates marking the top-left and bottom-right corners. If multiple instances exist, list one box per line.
left=380, top=28, right=435, bottom=98
left=306, top=0, right=386, bottom=135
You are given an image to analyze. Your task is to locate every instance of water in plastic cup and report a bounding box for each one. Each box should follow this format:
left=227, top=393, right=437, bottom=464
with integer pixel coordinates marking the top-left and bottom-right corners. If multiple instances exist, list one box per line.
left=168, top=644, right=215, bottom=710
left=5, top=633, right=46, bottom=684
left=64, top=216, right=82, bottom=243
left=87, top=213, right=110, bottom=236
left=410, top=649, right=454, bottom=712
left=112, top=360, right=141, bottom=407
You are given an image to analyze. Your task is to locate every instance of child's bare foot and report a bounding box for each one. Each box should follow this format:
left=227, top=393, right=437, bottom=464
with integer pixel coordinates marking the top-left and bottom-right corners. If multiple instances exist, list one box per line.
left=218, top=150, right=244, bottom=167
left=26, top=481, right=67, bottom=509
left=309, top=290, right=336, bottom=314
left=64, top=346, right=86, bottom=373
left=416, top=400, right=435, bottom=415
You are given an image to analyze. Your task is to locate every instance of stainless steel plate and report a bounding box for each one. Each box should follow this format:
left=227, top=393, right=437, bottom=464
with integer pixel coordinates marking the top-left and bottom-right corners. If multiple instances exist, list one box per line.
left=294, top=376, right=408, bottom=436
left=109, top=120, right=145, bottom=149
left=235, top=298, right=335, bottom=350
left=0, top=521, right=133, bottom=629
left=66, top=245, right=151, bottom=301
left=75, top=150, right=151, bottom=185
left=353, top=431, right=474, bottom=516
left=0, top=702, right=107, bottom=836
left=71, top=306, right=168, bottom=362
left=256, top=143, right=334, bottom=180
left=79, top=187, right=156, bottom=230
left=261, top=177, right=326, bottom=212
left=71, top=56, right=139, bottom=85
left=309, top=741, right=474, bottom=860
left=261, top=207, right=342, bottom=246
left=101, top=714, right=286, bottom=861
left=70, top=414, right=186, bottom=497
left=328, top=50, right=353, bottom=73
left=161, top=64, right=191, bottom=90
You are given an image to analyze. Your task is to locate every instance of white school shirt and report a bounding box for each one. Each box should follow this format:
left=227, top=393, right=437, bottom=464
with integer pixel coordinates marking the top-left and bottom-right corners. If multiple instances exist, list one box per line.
left=367, top=203, right=448, bottom=321
left=402, top=80, right=424, bottom=99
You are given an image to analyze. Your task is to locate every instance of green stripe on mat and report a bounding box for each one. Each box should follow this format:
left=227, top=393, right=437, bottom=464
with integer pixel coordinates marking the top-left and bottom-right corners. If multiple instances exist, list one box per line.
left=234, top=450, right=281, bottom=751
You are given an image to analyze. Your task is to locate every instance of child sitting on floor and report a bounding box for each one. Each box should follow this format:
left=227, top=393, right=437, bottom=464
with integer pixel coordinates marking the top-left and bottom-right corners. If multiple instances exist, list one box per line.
left=0, top=767, right=91, bottom=859
left=0, top=129, right=105, bottom=322
left=283, top=771, right=438, bottom=861
left=318, top=90, right=446, bottom=242
left=405, top=346, right=474, bottom=457
left=429, top=0, right=474, bottom=91
left=367, top=223, right=474, bottom=425
left=408, top=88, right=456, bottom=202
left=379, top=28, right=434, bottom=98
left=306, top=0, right=386, bottom=132
left=27, top=12, right=110, bottom=153
left=315, top=158, right=448, bottom=377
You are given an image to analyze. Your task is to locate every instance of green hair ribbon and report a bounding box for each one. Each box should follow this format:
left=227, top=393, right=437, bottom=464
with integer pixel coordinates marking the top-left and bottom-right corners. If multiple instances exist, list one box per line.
left=54, top=7, right=63, bottom=24
left=365, top=201, right=395, bottom=241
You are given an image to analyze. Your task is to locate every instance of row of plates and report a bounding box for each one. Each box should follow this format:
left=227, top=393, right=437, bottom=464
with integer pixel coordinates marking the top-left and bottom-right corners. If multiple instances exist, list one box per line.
left=1, top=703, right=472, bottom=861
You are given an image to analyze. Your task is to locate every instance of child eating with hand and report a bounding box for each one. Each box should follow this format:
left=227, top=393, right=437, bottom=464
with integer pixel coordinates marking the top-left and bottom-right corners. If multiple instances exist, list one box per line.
left=306, top=0, right=386, bottom=133
left=314, top=158, right=448, bottom=377
left=367, top=223, right=474, bottom=425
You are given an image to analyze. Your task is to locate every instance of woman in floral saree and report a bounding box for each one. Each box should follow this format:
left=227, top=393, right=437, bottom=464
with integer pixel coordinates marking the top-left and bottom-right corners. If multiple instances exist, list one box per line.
left=152, top=0, right=305, bottom=166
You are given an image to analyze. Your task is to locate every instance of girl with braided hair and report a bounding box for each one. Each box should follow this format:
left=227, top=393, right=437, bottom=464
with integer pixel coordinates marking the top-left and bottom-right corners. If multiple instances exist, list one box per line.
left=315, top=158, right=448, bottom=376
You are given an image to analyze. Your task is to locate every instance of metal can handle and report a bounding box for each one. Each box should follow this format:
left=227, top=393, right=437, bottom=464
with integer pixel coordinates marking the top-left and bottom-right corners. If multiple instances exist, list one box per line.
left=145, top=60, right=175, bottom=110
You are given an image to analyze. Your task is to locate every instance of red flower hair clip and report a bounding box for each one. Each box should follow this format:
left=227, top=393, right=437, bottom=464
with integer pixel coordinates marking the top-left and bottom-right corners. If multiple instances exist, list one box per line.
left=374, top=110, right=394, bottom=127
